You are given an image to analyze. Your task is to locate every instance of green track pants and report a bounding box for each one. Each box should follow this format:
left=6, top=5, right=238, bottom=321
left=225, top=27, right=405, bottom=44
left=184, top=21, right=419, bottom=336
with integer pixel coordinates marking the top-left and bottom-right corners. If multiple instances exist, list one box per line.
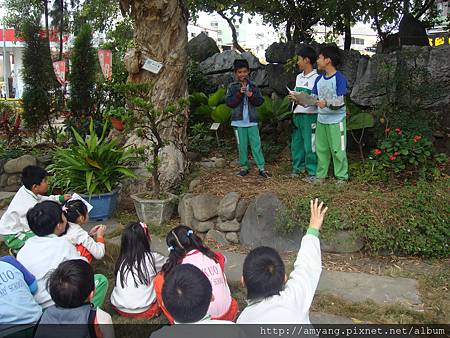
left=315, top=120, right=349, bottom=180
left=291, top=114, right=317, bottom=176
left=234, top=126, right=265, bottom=170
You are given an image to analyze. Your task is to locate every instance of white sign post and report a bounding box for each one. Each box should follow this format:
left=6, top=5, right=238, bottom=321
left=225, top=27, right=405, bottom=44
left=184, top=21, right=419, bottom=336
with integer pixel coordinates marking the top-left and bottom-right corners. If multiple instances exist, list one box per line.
left=210, top=123, right=220, bottom=146
left=142, top=58, right=163, bottom=74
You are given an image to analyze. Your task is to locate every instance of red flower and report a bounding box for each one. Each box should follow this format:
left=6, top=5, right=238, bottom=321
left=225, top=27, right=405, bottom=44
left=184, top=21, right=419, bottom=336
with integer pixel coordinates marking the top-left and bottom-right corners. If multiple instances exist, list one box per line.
left=385, top=128, right=391, bottom=133
left=394, top=152, right=399, bottom=156
left=389, top=156, right=396, bottom=161
left=395, top=128, right=402, bottom=135
left=413, top=135, right=422, bottom=143
left=374, top=149, right=382, bottom=156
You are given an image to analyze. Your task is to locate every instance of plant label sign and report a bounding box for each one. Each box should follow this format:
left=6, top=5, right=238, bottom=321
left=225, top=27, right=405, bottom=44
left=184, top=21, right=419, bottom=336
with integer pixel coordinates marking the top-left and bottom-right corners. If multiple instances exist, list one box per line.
left=210, top=123, right=220, bottom=131
left=142, top=58, right=163, bottom=74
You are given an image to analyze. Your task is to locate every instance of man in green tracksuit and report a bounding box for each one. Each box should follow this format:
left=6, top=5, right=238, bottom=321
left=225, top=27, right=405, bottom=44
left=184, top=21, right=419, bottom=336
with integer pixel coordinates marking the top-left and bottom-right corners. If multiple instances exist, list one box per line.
left=312, top=46, right=349, bottom=183
left=226, top=59, right=270, bottom=178
left=288, top=46, right=320, bottom=182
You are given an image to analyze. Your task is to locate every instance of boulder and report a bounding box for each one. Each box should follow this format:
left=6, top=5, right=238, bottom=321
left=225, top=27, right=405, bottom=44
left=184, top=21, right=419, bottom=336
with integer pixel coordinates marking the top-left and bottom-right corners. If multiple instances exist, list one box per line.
left=266, top=63, right=297, bottom=96
left=217, top=219, right=240, bottom=232
left=192, top=219, right=215, bottom=233
left=178, top=194, right=194, bottom=227
left=235, top=199, right=249, bottom=222
left=187, top=32, right=220, bottom=63
left=225, top=232, right=239, bottom=244
left=265, top=41, right=297, bottom=64
left=7, top=174, right=21, bottom=187
left=199, top=50, right=262, bottom=75
left=36, top=154, right=52, bottom=166
left=240, top=192, right=303, bottom=252
left=250, top=68, right=269, bottom=88
left=4, top=155, right=37, bottom=174
left=205, top=229, right=228, bottom=247
left=218, top=192, right=241, bottom=221
left=187, top=151, right=201, bottom=162
left=188, top=178, right=201, bottom=192
left=191, top=194, right=220, bottom=221
left=321, top=231, right=365, bottom=253
left=0, top=174, right=8, bottom=187
left=0, top=159, right=6, bottom=175
left=339, top=49, right=362, bottom=91
left=200, top=157, right=226, bottom=169
left=206, top=72, right=236, bottom=89
left=4, top=185, right=20, bottom=192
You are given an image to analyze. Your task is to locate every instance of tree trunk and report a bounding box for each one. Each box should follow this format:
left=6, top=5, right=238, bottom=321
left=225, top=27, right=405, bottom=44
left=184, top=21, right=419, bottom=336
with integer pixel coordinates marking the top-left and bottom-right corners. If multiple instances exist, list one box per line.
left=217, top=11, right=246, bottom=53
left=285, top=20, right=293, bottom=41
left=121, top=0, right=189, bottom=192
left=344, top=22, right=351, bottom=51
left=43, top=0, right=49, bottom=39
left=59, top=0, right=64, bottom=61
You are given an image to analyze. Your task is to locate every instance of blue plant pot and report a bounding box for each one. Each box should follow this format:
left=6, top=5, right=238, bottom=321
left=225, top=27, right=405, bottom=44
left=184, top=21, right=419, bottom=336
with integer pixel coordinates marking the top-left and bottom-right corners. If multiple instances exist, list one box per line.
left=80, top=189, right=119, bottom=221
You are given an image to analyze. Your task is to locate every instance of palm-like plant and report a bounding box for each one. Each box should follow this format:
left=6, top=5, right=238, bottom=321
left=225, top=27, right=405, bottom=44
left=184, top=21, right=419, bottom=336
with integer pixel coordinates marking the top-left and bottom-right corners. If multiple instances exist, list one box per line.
left=47, top=119, right=137, bottom=195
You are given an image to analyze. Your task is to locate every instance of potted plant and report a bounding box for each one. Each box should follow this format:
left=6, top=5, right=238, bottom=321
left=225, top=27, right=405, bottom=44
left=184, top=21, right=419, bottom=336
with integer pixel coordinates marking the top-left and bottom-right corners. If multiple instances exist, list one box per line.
left=121, top=83, right=187, bottom=226
left=105, top=106, right=130, bottom=131
left=47, top=119, right=137, bottom=220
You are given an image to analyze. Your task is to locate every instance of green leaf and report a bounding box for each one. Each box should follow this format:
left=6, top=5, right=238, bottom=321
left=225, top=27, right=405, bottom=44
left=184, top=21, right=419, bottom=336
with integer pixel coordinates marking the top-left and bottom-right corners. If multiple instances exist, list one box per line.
left=347, top=112, right=375, bottom=130
left=208, top=87, right=226, bottom=107
left=211, top=104, right=232, bottom=123
left=86, top=158, right=102, bottom=169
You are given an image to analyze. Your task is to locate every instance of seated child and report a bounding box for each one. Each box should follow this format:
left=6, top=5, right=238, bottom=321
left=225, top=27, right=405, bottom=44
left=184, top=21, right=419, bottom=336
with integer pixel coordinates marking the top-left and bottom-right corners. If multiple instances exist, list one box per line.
left=154, top=226, right=238, bottom=323
left=0, top=165, right=70, bottom=251
left=17, top=200, right=108, bottom=309
left=0, top=256, right=42, bottom=333
left=64, top=200, right=106, bottom=263
left=34, top=260, right=114, bottom=338
left=237, top=198, right=328, bottom=324
left=110, top=222, right=166, bottom=318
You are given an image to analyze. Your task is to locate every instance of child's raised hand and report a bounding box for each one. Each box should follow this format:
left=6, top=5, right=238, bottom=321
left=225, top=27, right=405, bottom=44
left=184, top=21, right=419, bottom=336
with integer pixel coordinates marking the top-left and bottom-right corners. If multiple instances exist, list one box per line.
left=63, top=194, right=72, bottom=201
left=96, top=225, right=106, bottom=238
left=308, top=198, right=328, bottom=231
left=89, top=224, right=103, bottom=236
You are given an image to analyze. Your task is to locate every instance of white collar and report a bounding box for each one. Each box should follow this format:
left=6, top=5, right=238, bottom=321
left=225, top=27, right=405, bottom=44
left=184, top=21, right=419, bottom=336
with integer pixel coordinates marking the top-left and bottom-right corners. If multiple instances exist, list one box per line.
left=301, top=69, right=317, bottom=78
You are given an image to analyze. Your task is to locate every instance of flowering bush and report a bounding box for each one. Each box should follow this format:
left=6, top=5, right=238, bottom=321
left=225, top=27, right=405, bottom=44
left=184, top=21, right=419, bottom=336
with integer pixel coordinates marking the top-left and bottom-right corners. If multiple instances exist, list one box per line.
left=369, top=128, right=447, bottom=180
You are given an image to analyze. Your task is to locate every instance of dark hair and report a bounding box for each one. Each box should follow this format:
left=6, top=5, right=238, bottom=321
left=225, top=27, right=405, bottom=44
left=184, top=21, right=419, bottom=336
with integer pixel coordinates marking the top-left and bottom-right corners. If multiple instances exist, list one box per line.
left=297, top=46, right=317, bottom=65
left=233, top=59, right=249, bottom=71
left=27, top=201, right=64, bottom=236
left=22, top=165, right=48, bottom=190
left=63, top=200, right=88, bottom=223
left=47, top=259, right=95, bottom=308
left=162, top=225, right=218, bottom=275
left=114, top=222, right=157, bottom=288
left=243, top=246, right=285, bottom=300
left=318, top=45, right=341, bottom=67
left=162, top=264, right=212, bottom=323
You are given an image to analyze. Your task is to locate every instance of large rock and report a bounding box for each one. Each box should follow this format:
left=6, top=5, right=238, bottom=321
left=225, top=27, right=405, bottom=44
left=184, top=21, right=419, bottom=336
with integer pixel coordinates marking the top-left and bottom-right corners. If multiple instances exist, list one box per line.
left=217, top=219, right=240, bottom=232
left=191, top=194, right=220, bottom=221
left=240, top=192, right=303, bottom=252
left=218, top=192, right=241, bottom=221
left=265, top=41, right=297, bottom=64
left=206, top=68, right=268, bottom=90
left=178, top=194, right=194, bottom=227
left=4, top=155, right=37, bottom=174
left=199, top=50, right=262, bottom=75
left=6, top=174, right=21, bottom=187
left=187, top=32, right=220, bottom=63
left=266, top=64, right=297, bottom=96
left=205, top=229, right=228, bottom=247
left=225, top=232, right=239, bottom=244
left=321, top=231, right=364, bottom=253
left=192, top=219, right=215, bottom=233
left=339, top=49, right=362, bottom=91
left=235, top=199, right=249, bottom=222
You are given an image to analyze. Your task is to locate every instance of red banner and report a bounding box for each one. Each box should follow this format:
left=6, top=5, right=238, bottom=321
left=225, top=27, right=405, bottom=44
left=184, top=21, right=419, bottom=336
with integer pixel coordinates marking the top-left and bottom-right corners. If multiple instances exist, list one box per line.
left=98, top=50, right=112, bottom=80
left=53, top=61, right=66, bottom=85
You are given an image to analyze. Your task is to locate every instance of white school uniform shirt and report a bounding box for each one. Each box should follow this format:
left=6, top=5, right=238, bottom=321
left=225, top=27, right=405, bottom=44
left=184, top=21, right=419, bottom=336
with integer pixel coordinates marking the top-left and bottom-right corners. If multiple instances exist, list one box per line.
left=236, top=234, right=322, bottom=324
left=65, top=222, right=106, bottom=260
left=17, top=234, right=87, bottom=309
left=110, top=252, right=166, bottom=313
left=293, top=70, right=319, bottom=114
left=0, top=186, right=61, bottom=235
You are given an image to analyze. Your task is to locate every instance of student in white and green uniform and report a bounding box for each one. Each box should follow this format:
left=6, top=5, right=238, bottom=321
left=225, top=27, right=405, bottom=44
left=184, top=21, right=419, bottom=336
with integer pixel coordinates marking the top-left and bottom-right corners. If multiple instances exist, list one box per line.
left=312, top=46, right=349, bottom=183
left=289, top=47, right=320, bottom=180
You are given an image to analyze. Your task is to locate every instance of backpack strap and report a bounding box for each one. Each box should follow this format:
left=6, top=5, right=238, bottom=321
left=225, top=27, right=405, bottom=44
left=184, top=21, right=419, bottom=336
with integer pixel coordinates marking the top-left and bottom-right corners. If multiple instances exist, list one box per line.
left=88, top=308, right=97, bottom=338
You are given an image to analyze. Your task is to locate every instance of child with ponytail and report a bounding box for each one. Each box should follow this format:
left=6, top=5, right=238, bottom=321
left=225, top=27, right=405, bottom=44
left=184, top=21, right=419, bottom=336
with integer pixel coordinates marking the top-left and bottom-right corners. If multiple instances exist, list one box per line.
left=111, top=222, right=166, bottom=319
left=63, top=200, right=106, bottom=263
left=154, top=225, right=238, bottom=323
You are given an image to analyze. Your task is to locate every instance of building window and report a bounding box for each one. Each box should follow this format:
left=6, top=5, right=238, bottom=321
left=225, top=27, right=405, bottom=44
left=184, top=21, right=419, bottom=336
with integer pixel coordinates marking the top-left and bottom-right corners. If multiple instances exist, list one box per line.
left=211, top=21, right=218, bottom=27
left=351, top=37, right=365, bottom=45
left=218, top=30, right=222, bottom=35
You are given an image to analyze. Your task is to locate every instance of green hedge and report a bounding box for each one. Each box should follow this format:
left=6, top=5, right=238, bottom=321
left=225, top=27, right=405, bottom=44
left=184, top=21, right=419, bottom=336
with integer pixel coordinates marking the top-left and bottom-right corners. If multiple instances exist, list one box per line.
left=278, top=179, right=449, bottom=258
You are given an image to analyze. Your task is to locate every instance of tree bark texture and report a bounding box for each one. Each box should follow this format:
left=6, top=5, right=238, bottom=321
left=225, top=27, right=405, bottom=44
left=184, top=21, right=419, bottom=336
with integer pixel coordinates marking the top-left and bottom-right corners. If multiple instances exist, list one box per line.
left=120, top=0, right=189, bottom=192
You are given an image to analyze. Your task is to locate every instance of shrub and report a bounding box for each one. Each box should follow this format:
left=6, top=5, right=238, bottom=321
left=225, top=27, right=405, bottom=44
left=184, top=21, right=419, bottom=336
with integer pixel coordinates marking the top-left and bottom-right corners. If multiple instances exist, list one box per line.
left=369, top=129, right=447, bottom=181
left=189, top=88, right=232, bottom=124
left=47, top=120, right=137, bottom=195
left=277, top=179, right=449, bottom=258
left=188, top=123, right=216, bottom=157
left=186, top=61, right=217, bottom=95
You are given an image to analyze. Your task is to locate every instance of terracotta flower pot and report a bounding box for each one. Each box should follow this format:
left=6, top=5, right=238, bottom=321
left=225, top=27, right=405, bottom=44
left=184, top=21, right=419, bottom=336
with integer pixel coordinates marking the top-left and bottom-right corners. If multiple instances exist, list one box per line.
left=111, top=117, right=124, bottom=131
